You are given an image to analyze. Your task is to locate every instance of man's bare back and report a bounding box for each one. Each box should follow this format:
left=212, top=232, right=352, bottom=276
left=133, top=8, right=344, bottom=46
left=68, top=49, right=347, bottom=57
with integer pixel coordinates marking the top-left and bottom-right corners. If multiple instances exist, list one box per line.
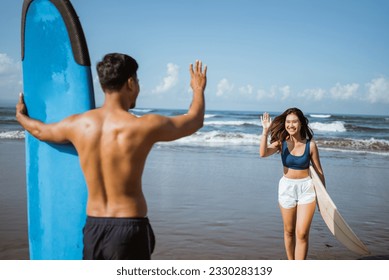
left=69, top=108, right=151, bottom=217
left=17, top=55, right=207, bottom=219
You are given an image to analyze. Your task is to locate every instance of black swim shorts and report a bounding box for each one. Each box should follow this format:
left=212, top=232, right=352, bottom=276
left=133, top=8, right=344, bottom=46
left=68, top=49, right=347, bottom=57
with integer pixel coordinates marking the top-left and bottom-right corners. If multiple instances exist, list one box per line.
left=82, top=216, right=155, bottom=260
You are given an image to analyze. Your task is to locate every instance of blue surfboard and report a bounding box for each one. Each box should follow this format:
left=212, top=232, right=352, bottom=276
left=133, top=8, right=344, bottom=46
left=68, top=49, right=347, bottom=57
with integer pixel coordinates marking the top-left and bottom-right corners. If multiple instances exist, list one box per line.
left=21, top=0, right=95, bottom=259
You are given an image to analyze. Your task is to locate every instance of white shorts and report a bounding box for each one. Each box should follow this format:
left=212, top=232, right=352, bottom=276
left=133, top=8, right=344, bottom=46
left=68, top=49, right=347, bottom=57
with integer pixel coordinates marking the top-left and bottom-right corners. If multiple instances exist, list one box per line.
left=278, top=176, right=316, bottom=209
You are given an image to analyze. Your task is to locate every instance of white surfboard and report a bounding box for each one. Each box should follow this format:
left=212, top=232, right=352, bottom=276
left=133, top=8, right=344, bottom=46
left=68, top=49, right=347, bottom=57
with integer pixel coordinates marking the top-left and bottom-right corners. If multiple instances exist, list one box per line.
left=309, top=166, right=370, bottom=255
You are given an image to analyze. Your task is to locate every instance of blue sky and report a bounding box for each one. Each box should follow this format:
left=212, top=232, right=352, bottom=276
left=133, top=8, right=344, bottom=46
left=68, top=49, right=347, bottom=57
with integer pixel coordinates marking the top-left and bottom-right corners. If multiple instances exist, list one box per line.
left=1, top=0, right=388, bottom=115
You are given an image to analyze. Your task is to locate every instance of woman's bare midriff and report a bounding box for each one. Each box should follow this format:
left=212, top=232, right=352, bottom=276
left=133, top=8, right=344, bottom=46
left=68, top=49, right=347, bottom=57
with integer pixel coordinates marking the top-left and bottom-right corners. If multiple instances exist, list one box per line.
left=283, top=167, right=310, bottom=179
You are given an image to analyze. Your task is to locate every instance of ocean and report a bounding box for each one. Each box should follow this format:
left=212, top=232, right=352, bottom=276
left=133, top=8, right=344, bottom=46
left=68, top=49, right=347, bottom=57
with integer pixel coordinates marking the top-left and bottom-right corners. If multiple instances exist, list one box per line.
left=2, top=106, right=389, bottom=156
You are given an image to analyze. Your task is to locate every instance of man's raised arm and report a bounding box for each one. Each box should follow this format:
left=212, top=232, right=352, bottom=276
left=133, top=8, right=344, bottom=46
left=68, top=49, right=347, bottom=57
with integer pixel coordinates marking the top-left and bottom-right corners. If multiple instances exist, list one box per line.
left=146, top=60, right=207, bottom=142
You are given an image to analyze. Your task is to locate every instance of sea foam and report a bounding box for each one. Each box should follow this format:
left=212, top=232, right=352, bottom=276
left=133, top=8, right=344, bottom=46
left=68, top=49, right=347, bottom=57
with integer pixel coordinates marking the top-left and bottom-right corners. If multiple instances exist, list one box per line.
left=310, top=121, right=346, bottom=132
left=0, top=130, right=25, bottom=139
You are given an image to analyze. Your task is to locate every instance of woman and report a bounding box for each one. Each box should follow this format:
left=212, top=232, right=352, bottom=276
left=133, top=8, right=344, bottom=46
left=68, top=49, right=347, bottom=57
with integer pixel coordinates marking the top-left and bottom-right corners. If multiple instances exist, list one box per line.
left=259, top=108, right=325, bottom=260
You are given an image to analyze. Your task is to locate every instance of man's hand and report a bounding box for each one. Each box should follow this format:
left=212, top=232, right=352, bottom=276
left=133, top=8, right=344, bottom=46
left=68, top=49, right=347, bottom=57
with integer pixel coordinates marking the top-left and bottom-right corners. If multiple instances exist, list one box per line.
left=15, top=92, right=72, bottom=143
left=150, top=60, right=207, bottom=142
left=190, top=60, right=207, bottom=93
left=16, top=92, right=28, bottom=118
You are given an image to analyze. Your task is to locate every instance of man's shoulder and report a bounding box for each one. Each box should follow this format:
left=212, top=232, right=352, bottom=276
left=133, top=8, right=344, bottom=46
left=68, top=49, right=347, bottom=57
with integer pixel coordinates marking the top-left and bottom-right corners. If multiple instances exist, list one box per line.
left=69, top=109, right=92, bottom=120
left=65, top=108, right=101, bottom=125
left=136, top=113, right=167, bottom=123
left=132, top=113, right=171, bottom=133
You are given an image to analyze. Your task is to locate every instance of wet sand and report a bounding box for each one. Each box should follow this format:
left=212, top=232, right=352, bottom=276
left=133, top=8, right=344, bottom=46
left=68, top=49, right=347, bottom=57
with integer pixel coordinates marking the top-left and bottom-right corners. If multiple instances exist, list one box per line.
left=1, top=141, right=389, bottom=259
left=0, top=141, right=29, bottom=259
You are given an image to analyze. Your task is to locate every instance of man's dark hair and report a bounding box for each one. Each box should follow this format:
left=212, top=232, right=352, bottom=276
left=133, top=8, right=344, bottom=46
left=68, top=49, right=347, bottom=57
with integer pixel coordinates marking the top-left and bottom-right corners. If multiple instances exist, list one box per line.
left=97, top=53, right=138, bottom=91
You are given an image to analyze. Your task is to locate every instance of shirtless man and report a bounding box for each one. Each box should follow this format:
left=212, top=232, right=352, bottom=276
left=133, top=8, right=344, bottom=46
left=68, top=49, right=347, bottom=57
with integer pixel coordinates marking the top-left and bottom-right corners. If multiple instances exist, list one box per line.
left=16, top=53, right=207, bottom=260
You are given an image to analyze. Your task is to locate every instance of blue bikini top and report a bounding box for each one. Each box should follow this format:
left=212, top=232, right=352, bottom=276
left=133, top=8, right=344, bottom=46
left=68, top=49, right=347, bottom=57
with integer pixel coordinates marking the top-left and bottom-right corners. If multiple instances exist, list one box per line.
left=281, top=140, right=311, bottom=170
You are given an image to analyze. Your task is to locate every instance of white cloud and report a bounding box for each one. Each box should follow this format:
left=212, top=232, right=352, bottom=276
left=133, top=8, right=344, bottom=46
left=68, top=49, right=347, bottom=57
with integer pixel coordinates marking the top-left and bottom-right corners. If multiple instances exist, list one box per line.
left=153, top=63, right=179, bottom=94
left=239, top=84, right=253, bottom=95
left=298, top=88, right=326, bottom=101
left=256, top=85, right=291, bottom=100
left=256, top=88, right=267, bottom=100
left=216, top=78, right=234, bottom=97
left=0, top=53, right=16, bottom=74
left=0, top=53, right=22, bottom=101
left=268, top=86, right=277, bottom=98
left=330, top=82, right=359, bottom=100
left=366, top=77, right=389, bottom=103
left=279, top=85, right=291, bottom=100
left=0, top=53, right=21, bottom=78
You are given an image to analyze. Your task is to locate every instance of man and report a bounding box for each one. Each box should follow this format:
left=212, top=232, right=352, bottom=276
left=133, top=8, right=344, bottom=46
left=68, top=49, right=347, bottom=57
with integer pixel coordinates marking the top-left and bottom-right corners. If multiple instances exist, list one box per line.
left=16, top=53, right=207, bottom=260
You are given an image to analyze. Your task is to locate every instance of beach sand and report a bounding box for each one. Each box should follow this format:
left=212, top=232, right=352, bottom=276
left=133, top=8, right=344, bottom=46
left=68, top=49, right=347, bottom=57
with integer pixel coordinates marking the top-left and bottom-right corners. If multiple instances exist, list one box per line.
left=0, top=141, right=29, bottom=259
left=1, top=140, right=389, bottom=260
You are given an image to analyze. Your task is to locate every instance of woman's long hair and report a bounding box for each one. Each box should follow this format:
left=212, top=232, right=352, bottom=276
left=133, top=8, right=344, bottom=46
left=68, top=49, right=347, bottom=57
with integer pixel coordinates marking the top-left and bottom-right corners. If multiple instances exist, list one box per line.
left=269, top=108, right=313, bottom=148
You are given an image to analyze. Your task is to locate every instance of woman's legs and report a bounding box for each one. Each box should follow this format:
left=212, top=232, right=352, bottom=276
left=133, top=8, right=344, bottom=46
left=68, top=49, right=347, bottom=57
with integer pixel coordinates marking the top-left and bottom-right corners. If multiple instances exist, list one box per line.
left=295, top=201, right=316, bottom=260
left=279, top=205, right=297, bottom=260
left=279, top=201, right=316, bottom=260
